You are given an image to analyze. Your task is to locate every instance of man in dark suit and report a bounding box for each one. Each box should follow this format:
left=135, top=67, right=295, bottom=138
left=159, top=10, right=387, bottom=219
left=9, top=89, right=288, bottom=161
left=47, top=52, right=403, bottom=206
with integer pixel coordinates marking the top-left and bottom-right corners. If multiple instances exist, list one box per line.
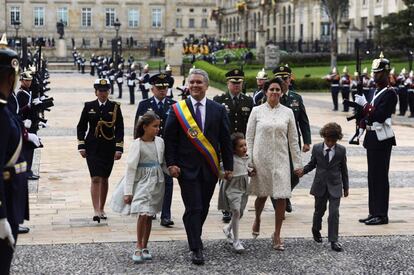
left=164, top=68, right=233, bottom=265
left=355, top=53, right=398, bottom=225
left=134, top=73, right=176, bottom=227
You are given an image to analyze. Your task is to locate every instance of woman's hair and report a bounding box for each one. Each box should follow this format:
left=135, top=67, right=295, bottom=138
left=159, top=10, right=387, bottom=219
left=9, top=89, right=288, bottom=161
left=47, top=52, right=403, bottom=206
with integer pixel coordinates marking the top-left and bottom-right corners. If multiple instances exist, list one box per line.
left=319, top=122, right=343, bottom=140
left=231, top=132, right=245, bottom=150
left=263, top=77, right=286, bottom=93
left=134, top=111, right=160, bottom=139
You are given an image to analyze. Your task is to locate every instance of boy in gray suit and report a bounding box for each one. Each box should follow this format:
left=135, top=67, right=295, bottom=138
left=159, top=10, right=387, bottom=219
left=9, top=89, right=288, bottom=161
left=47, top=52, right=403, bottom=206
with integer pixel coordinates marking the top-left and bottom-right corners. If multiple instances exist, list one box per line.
left=301, top=122, right=349, bottom=252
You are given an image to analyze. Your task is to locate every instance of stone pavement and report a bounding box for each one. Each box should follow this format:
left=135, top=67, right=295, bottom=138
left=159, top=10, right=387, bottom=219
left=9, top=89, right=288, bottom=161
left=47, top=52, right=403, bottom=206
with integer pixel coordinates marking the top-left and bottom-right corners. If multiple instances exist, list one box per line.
left=11, top=72, right=414, bottom=273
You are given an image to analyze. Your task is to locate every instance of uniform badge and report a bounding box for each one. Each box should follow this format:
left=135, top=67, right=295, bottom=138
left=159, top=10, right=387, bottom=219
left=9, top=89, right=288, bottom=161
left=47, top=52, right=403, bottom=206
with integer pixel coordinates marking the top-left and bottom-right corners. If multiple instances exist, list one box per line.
left=372, top=59, right=380, bottom=70
left=88, top=110, right=96, bottom=114
left=241, top=107, right=251, bottom=112
left=291, top=100, right=299, bottom=107
left=108, top=112, right=113, bottom=115
left=187, top=127, right=199, bottom=138
left=222, top=103, right=230, bottom=112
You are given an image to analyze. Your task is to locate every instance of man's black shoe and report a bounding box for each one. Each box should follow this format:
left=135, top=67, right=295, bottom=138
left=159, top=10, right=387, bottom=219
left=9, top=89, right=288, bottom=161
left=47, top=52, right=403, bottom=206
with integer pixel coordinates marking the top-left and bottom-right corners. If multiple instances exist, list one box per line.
left=285, top=199, right=292, bottom=213
left=160, top=218, right=174, bottom=227
left=358, top=215, right=373, bottom=223
left=312, top=229, right=322, bottom=243
left=331, top=242, right=343, bottom=252
left=18, top=226, right=30, bottom=234
left=365, top=216, right=388, bottom=225
left=28, top=175, right=40, bottom=180
left=222, top=211, right=231, bottom=223
left=191, top=249, right=204, bottom=265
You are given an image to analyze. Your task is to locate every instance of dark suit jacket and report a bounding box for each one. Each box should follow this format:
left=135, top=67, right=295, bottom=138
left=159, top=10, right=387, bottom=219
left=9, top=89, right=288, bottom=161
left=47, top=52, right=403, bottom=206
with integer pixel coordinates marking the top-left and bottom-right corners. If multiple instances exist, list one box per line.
left=303, top=142, right=349, bottom=198
left=164, top=98, right=233, bottom=181
left=363, top=87, right=398, bottom=149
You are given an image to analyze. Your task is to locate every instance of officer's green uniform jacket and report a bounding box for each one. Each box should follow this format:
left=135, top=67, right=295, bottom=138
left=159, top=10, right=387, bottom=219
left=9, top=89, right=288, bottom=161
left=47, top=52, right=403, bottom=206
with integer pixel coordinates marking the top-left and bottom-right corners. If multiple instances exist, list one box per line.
left=213, top=92, right=253, bottom=135
left=280, top=90, right=311, bottom=147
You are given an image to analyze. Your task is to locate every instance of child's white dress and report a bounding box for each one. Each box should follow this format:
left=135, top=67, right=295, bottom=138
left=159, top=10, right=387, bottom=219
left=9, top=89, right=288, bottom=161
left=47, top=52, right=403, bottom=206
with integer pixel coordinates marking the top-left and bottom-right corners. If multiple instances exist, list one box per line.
left=111, top=137, right=168, bottom=215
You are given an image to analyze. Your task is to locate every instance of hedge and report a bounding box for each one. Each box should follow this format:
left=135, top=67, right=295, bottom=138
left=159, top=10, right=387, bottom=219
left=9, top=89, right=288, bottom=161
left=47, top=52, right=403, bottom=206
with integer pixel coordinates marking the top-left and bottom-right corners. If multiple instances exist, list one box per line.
left=194, top=61, right=329, bottom=91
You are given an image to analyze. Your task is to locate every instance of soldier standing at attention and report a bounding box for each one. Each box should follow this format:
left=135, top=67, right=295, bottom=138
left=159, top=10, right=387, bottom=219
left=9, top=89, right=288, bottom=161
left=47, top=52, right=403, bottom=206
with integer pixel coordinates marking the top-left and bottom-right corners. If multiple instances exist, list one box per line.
left=324, top=67, right=340, bottom=111
left=269, top=65, right=311, bottom=213
left=340, top=66, right=351, bottom=112
left=134, top=73, right=176, bottom=227
left=115, top=64, right=124, bottom=99
left=397, top=68, right=408, bottom=116
left=252, top=68, right=268, bottom=106
left=138, top=64, right=151, bottom=100
left=0, top=34, right=29, bottom=274
left=213, top=69, right=253, bottom=223
left=126, top=63, right=137, bottom=105
left=77, top=79, right=124, bottom=223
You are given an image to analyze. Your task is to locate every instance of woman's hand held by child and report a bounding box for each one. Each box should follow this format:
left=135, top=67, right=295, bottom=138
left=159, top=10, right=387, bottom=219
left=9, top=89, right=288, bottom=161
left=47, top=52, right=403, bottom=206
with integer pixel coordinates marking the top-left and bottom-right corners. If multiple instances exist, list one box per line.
left=168, top=165, right=181, bottom=178
left=123, top=195, right=132, bottom=204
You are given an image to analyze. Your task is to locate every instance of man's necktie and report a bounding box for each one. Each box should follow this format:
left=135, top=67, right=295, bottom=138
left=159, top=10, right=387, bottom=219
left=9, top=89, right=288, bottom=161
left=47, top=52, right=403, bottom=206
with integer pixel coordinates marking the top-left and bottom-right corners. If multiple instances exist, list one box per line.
left=325, top=148, right=331, bottom=163
left=281, top=94, right=287, bottom=105
left=233, top=96, right=239, bottom=108
left=195, top=102, right=203, bottom=131
left=99, top=104, right=105, bottom=112
left=158, top=101, right=164, bottom=111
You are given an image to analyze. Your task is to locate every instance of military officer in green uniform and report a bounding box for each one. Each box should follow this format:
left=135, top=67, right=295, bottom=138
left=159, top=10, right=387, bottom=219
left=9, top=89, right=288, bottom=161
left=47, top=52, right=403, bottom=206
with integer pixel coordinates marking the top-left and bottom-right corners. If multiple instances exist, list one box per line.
left=270, top=65, right=312, bottom=212
left=77, top=78, right=124, bottom=223
left=213, top=68, right=253, bottom=222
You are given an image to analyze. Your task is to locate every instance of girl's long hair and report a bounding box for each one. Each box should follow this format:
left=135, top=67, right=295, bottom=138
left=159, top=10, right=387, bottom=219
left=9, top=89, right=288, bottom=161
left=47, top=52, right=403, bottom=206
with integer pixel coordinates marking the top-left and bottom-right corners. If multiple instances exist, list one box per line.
left=134, top=111, right=160, bottom=139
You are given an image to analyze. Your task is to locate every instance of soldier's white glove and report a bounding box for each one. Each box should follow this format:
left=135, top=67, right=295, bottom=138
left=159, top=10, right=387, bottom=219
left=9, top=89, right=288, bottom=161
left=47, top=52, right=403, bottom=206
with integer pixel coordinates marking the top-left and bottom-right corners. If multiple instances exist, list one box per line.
left=0, top=218, right=15, bottom=247
left=23, top=119, right=32, bottom=129
left=32, top=98, right=42, bottom=106
left=38, top=121, right=48, bottom=128
left=27, top=133, right=41, bottom=147
left=355, top=94, right=368, bottom=107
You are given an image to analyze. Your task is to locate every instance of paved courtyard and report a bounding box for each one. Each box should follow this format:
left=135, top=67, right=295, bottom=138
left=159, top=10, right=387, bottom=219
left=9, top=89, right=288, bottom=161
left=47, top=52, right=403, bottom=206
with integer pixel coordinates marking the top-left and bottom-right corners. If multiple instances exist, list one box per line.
left=11, top=72, right=414, bottom=274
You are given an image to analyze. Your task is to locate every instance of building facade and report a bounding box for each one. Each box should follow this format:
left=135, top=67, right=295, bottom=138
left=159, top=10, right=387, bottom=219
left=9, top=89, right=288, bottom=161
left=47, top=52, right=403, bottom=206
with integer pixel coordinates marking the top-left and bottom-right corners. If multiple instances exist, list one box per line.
left=0, top=0, right=217, bottom=48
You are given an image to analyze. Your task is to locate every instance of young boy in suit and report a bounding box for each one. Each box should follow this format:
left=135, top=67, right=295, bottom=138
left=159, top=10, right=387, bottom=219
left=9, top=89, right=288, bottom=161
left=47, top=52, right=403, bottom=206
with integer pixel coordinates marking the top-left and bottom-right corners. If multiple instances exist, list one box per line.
left=300, top=122, right=349, bottom=252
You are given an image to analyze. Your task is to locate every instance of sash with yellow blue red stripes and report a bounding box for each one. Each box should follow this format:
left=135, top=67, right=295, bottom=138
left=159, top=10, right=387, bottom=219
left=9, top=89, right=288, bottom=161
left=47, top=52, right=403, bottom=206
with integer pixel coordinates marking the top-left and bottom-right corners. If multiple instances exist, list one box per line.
left=172, top=100, right=221, bottom=177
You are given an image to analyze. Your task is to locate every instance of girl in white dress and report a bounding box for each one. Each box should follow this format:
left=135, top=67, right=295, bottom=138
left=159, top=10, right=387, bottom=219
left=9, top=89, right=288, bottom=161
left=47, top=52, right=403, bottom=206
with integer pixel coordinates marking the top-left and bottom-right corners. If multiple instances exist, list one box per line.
left=111, top=111, right=168, bottom=263
left=218, top=133, right=256, bottom=253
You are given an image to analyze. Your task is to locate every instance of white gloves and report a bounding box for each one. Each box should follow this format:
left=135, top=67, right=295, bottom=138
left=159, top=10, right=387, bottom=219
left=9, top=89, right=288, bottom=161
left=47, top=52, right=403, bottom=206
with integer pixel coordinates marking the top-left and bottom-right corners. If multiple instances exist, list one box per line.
left=355, top=94, right=368, bottom=107
left=23, top=119, right=32, bottom=129
left=32, top=98, right=42, bottom=106
left=0, top=218, right=15, bottom=247
left=27, top=133, right=41, bottom=147
left=38, top=121, right=48, bottom=128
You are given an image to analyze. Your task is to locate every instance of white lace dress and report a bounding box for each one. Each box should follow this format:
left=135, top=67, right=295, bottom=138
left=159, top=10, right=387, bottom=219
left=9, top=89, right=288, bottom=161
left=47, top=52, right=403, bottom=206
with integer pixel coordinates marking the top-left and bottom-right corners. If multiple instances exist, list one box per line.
left=246, top=102, right=302, bottom=199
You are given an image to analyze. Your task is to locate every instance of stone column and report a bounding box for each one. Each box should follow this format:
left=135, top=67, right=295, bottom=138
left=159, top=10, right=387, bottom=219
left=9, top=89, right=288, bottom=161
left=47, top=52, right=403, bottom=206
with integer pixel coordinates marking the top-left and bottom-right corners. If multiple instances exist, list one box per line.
left=56, top=39, right=67, bottom=58
left=164, top=29, right=184, bottom=75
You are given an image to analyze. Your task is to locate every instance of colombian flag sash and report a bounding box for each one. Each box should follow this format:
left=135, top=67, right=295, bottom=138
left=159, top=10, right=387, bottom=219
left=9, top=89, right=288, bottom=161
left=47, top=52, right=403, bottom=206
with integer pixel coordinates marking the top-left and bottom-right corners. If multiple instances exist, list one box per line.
left=172, top=100, right=221, bottom=177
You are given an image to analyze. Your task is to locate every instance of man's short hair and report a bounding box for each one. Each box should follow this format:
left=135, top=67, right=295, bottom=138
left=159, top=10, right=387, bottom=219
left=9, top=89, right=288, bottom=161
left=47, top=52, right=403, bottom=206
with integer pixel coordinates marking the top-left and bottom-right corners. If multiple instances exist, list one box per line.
left=187, top=68, right=209, bottom=85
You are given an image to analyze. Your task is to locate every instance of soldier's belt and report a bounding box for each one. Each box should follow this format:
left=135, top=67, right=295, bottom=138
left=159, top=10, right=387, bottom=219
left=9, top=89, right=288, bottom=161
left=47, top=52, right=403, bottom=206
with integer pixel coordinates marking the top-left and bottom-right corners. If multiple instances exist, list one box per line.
left=3, top=161, right=27, bottom=181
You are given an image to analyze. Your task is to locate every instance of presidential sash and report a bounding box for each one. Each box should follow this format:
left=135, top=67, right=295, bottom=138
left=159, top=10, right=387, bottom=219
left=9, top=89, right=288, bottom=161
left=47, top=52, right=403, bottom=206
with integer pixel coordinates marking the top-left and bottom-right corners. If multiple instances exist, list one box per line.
left=172, top=100, right=220, bottom=177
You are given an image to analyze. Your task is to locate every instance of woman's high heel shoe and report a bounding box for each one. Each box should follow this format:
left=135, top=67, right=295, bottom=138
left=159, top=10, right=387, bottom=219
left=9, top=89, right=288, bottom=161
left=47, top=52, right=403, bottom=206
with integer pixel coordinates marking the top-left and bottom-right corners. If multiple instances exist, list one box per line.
left=252, top=219, right=260, bottom=239
left=271, top=232, right=285, bottom=251
left=93, top=215, right=101, bottom=223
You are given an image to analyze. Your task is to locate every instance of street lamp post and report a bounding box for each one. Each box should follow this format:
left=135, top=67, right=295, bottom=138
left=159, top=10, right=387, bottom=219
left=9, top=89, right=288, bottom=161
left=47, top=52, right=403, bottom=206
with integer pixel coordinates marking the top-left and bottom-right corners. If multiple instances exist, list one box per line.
left=367, top=21, right=374, bottom=53
left=113, top=18, right=122, bottom=67
left=12, top=20, right=21, bottom=39
left=114, top=18, right=121, bottom=39
left=409, top=22, right=413, bottom=71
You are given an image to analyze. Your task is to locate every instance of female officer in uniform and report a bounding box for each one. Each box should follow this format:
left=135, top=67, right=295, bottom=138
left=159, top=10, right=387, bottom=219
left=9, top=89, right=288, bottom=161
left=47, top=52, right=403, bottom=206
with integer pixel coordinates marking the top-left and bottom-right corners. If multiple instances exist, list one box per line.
left=77, top=79, right=124, bottom=223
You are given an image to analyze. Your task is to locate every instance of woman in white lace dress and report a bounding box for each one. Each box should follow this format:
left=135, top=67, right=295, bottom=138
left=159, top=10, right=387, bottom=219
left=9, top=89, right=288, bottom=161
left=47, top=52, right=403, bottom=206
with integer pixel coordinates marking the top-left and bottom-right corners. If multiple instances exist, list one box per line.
left=246, top=77, right=303, bottom=250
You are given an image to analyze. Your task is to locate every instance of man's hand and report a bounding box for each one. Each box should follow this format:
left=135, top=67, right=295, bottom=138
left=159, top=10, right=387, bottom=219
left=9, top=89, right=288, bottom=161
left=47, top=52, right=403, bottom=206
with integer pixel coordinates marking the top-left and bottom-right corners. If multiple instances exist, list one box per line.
left=294, top=168, right=304, bottom=178
left=123, top=195, right=133, bottom=204
left=224, top=170, right=233, bottom=181
left=302, top=144, right=311, bottom=153
left=344, top=189, right=349, bottom=197
left=168, top=165, right=181, bottom=178
left=355, top=94, right=368, bottom=107
left=0, top=218, right=15, bottom=248
left=248, top=167, right=257, bottom=177
left=114, top=151, right=122, bottom=160
left=79, top=150, right=87, bottom=158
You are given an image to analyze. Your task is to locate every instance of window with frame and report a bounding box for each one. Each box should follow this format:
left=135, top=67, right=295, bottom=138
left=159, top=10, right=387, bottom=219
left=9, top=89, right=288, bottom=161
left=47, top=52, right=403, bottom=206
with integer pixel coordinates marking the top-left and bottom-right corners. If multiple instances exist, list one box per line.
left=152, top=8, right=162, bottom=28
left=33, top=7, right=45, bottom=26
left=189, top=18, right=195, bottom=28
left=57, top=7, right=69, bottom=26
left=10, top=7, right=20, bottom=25
left=128, top=9, right=139, bottom=28
left=176, top=18, right=182, bottom=28
left=105, top=8, right=116, bottom=27
left=81, top=8, right=92, bottom=27
left=201, top=18, right=208, bottom=28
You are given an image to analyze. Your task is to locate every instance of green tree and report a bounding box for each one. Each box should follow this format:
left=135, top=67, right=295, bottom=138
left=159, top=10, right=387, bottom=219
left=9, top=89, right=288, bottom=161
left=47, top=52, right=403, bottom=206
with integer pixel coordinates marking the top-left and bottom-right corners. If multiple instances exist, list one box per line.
left=321, top=0, right=349, bottom=68
left=379, top=0, right=413, bottom=51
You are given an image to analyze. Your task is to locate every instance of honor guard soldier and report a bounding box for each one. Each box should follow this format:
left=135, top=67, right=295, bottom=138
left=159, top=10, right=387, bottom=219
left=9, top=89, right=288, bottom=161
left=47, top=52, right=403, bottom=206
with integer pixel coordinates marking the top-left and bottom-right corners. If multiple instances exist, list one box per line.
left=127, top=63, right=137, bottom=105
left=272, top=65, right=311, bottom=212
left=324, top=67, right=340, bottom=111
left=252, top=68, right=268, bottom=106
left=354, top=53, right=397, bottom=226
left=134, top=73, right=176, bottom=227
left=214, top=68, right=253, bottom=222
left=405, top=70, right=414, bottom=117
left=108, top=63, right=116, bottom=95
left=138, top=64, right=151, bottom=100
left=165, top=64, right=175, bottom=99
left=340, top=66, right=351, bottom=112
left=351, top=72, right=359, bottom=101
left=0, top=33, right=29, bottom=275
left=397, top=68, right=408, bottom=116
left=90, top=53, right=97, bottom=76
left=77, top=78, right=124, bottom=223
left=115, top=64, right=124, bottom=99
